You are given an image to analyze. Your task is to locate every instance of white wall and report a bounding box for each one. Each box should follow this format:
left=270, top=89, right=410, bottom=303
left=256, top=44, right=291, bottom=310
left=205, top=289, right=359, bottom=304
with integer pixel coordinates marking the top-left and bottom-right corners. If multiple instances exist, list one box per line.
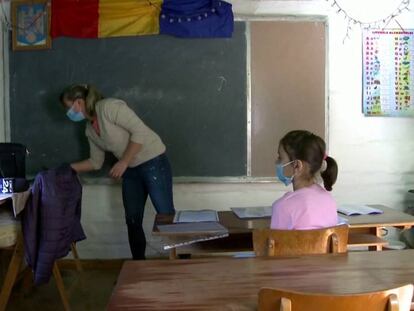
left=0, top=24, right=4, bottom=142
left=2, top=0, right=414, bottom=258
left=0, top=0, right=10, bottom=142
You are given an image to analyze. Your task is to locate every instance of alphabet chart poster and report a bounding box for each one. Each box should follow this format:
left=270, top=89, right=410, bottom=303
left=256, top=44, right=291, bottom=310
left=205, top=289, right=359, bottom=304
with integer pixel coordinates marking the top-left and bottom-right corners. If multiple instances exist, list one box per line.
left=363, top=29, right=414, bottom=117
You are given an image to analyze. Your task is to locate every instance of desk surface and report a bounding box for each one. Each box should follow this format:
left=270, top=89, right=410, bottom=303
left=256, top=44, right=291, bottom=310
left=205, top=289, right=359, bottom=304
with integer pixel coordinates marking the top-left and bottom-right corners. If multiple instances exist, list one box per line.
left=153, top=205, right=414, bottom=236
left=107, top=249, right=414, bottom=310
left=343, top=205, right=414, bottom=228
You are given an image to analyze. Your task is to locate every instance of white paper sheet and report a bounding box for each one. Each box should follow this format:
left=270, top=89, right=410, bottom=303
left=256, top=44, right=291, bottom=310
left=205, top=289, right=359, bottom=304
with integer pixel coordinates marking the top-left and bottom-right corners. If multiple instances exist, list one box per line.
left=0, top=194, right=12, bottom=201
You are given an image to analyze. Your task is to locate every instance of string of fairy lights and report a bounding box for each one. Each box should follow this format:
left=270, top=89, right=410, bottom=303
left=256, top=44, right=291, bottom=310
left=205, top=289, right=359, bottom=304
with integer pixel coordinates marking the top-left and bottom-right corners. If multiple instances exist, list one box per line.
left=326, top=0, right=411, bottom=41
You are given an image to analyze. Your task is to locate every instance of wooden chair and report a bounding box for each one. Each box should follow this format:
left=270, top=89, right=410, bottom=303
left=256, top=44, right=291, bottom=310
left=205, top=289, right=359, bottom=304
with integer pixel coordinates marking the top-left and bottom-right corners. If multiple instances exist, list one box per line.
left=0, top=232, right=82, bottom=311
left=258, top=285, right=414, bottom=311
left=252, top=224, right=349, bottom=257
left=0, top=230, right=23, bottom=311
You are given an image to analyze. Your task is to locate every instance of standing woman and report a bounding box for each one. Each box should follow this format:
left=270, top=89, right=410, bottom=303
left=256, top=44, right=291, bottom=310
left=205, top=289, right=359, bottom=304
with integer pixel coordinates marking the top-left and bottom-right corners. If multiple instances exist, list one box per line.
left=60, top=84, right=175, bottom=259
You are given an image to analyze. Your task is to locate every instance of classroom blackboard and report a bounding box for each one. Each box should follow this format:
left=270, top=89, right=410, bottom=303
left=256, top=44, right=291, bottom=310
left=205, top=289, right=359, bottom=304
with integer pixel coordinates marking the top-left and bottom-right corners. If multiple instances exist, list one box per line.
left=9, top=22, right=247, bottom=177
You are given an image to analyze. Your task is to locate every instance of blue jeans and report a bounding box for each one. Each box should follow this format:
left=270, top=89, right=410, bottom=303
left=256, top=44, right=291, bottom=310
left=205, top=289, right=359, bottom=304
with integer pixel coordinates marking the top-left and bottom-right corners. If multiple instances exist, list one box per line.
left=122, top=153, right=175, bottom=259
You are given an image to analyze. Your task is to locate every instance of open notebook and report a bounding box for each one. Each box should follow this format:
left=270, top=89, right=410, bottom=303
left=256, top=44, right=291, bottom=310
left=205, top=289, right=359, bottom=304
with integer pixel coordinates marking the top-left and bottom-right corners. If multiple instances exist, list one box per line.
left=173, top=210, right=219, bottom=223
left=231, top=206, right=272, bottom=219
left=337, top=204, right=383, bottom=216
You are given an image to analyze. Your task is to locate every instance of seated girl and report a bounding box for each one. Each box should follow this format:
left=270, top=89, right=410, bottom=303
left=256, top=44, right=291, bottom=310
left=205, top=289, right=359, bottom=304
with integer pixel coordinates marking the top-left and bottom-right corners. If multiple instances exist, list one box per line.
left=271, top=130, right=338, bottom=230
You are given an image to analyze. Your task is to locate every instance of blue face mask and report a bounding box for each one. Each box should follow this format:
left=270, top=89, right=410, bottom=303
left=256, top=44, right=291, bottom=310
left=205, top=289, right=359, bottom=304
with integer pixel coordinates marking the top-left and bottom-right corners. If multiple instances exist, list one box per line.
left=66, top=106, right=85, bottom=122
left=276, top=161, right=295, bottom=186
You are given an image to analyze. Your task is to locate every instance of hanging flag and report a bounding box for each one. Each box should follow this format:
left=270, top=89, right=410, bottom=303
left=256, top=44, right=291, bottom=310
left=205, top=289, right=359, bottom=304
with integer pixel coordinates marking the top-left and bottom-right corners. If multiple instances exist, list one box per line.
left=50, top=0, right=233, bottom=39
left=99, top=0, right=161, bottom=37
left=51, top=0, right=99, bottom=38
left=159, top=0, right=233, bottom=38
left=51, top=0, right=162, bottom=38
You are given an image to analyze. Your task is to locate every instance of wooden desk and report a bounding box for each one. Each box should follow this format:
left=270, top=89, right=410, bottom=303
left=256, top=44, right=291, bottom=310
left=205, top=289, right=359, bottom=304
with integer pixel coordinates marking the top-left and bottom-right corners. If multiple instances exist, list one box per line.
left=107, top=250, right=414, bottom=310
left=342, top=204, right=414, bottom=231
left=343, top=204, right=414, bottom=251
left=153, top=205, right=414, bottom=257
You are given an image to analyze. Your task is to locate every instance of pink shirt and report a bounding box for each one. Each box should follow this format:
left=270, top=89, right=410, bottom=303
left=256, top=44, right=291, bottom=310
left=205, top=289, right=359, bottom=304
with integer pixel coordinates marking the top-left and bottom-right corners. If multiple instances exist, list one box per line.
left=271, top=184, right=338, bottom=230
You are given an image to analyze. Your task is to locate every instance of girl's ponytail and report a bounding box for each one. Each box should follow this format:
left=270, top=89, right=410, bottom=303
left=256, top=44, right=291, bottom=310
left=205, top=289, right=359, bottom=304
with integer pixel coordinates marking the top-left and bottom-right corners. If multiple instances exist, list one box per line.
left=320, top=156, right=338, bottom=191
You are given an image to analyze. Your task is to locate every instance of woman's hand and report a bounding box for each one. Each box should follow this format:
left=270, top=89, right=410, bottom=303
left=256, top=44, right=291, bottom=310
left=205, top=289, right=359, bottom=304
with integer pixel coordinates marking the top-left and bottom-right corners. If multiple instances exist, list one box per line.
left=110, top=160, right=128, bottom=179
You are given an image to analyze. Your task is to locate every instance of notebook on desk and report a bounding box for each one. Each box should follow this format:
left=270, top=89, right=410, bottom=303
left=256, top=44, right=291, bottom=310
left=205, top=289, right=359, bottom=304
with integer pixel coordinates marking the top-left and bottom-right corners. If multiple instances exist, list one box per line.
left=338, top=204, right=383, bottom=216
left=173, top=210, right=219, bottom=223
left=157, top=222, right=228, bottom=235
left=162, top=232, right=230, bottom=250
left=231, top=206, right=272, bottom=219
left=337, top=215, right=349, bottom=225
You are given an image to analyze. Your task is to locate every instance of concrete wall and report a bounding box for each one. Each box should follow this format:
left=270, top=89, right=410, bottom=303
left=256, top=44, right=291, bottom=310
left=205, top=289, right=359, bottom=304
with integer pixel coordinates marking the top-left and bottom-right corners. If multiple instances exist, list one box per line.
left=2, top=0, right=414, bottom=258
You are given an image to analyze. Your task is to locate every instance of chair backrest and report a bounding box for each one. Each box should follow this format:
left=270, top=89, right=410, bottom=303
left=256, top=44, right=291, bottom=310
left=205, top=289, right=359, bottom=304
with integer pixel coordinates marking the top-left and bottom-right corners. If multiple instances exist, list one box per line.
left=252, top=224, right=349, bottom=257
left=258, top=285, right=414, bottom=311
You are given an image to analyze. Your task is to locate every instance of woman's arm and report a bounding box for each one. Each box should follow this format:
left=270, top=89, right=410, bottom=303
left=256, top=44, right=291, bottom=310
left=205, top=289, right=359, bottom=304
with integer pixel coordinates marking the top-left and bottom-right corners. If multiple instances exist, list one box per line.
left=109, top=141, right=142, bottom=178
left=75, top=135, right=105, bottom=173
left=121, top=141, right=142, bottom=165
left=104, top=101, right=143, bottom=178
left=71, top=160, right=96, bottom=173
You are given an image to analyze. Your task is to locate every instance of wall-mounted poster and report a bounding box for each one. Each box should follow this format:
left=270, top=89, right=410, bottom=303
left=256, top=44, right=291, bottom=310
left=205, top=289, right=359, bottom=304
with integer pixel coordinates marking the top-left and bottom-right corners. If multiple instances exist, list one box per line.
left=11, top=0, right=51, bottom=51
left=363, top=29, right=413, bottom=117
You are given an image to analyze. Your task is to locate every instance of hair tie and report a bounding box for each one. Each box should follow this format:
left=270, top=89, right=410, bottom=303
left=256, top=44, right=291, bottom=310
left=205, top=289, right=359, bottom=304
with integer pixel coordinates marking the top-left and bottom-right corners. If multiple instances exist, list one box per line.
left=320, top=160, right=327, bottom=172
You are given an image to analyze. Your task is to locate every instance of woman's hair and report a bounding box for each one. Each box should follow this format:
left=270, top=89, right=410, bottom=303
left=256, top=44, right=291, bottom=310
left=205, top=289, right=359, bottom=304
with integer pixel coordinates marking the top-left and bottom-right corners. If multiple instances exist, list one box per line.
left=279, top=130, right=338, bottom=191
left=59, top=84, right=103, bottom=117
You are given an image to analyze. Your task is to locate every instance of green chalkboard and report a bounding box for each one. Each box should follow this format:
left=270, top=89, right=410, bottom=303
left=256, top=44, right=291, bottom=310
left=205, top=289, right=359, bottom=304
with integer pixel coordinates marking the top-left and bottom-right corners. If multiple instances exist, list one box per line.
left=10, top=22, right=246, bottom=177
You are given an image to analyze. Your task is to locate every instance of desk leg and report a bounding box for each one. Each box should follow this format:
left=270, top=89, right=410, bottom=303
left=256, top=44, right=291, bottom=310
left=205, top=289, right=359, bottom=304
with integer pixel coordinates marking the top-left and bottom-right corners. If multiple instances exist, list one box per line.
left=169, top=248, right=177, bottom=260
left=368, top=227, right=383, bottom=251
left=368, top=245, right=383, bottom=251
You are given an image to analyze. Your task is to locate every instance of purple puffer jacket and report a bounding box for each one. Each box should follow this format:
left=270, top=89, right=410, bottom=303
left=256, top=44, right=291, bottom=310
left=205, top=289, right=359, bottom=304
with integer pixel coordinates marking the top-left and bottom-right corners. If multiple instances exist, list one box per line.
left=22, top=164, right=86, bottom=285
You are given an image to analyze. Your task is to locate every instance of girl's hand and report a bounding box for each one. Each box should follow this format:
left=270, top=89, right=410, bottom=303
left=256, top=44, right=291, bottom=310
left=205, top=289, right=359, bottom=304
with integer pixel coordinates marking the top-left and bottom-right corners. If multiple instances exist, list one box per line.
left=110, top=160, right=128, bottom=179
